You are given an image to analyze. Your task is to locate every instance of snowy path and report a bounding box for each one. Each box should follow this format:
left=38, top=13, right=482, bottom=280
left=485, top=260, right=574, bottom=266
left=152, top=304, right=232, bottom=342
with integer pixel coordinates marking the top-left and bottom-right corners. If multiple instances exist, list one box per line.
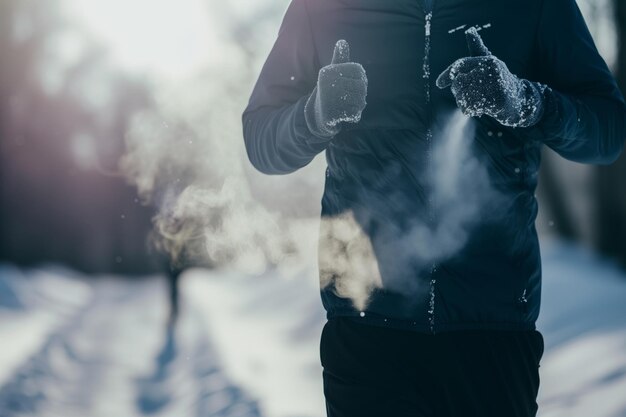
left=0, top=276, right=260, bottom=417
left=1, top=239, right=625, bottom=417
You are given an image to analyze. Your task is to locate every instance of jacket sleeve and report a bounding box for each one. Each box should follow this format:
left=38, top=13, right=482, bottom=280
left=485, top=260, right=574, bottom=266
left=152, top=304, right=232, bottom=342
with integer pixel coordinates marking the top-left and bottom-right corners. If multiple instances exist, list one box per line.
left=242, top=0, right=328, bottom=175
left=518, top=0, right=626, bottom=165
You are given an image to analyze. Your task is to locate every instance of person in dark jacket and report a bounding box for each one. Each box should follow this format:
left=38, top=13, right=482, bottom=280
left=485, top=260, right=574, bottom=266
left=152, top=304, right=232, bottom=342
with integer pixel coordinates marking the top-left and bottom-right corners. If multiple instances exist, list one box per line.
left=242, top=0, right=626, bottom=416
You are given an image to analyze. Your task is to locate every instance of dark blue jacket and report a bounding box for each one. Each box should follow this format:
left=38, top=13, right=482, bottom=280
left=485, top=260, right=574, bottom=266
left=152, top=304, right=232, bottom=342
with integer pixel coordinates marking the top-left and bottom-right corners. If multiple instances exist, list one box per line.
left=242, top=0, right=626, bottom=333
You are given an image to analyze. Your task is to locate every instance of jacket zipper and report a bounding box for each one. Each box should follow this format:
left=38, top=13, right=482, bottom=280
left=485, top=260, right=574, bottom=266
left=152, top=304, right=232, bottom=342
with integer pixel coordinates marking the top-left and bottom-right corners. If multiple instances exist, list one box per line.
left=423, top=0, right=437, bottom=334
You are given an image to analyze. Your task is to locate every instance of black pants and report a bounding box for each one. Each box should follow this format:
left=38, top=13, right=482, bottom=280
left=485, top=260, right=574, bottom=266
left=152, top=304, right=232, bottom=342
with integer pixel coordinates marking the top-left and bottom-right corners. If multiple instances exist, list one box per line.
left=320, top=318, right=544, bottom=417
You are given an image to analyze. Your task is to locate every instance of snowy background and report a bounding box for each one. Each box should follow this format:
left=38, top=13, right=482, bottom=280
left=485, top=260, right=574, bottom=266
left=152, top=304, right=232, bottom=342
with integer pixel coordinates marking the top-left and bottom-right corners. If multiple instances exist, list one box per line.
left=1, top=238, right=626, bottom=417
left=1, top=0, right=626, bottom=416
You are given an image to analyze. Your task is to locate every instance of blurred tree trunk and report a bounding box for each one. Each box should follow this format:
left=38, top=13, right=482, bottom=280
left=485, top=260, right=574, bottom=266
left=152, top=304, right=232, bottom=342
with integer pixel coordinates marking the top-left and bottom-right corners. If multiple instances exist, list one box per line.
left=594, top=0, right=626, bottom=267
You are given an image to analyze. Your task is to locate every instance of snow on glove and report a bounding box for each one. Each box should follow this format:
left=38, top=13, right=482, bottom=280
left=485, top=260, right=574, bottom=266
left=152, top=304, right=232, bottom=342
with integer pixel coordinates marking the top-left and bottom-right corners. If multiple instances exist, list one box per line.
left=436, top=27, right=547, bottom=128
left=304, top=40, right=368, bottom=139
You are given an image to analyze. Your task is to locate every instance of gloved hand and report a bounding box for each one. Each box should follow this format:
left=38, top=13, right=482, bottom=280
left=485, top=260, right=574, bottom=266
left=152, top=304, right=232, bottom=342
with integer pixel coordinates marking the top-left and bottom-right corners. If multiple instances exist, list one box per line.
left=436, top=27, right=547, bottom=128
left=304, top=40, right=368, bottom=139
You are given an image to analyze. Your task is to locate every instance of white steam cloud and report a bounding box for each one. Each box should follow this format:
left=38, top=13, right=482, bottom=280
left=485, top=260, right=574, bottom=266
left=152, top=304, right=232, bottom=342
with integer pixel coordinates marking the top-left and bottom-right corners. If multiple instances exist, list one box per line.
left=120, top=73, right=323, bottom=274
left=117, top=1, right=329, bottom=276
left=319, top=111, right=504, bottom=309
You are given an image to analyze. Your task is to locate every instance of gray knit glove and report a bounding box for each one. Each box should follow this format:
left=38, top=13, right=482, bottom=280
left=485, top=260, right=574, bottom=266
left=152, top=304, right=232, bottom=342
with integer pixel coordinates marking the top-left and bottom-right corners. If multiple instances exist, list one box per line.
left=304, top=40, right=368, bottom=139
left=436, top=27, right=547, bottom=128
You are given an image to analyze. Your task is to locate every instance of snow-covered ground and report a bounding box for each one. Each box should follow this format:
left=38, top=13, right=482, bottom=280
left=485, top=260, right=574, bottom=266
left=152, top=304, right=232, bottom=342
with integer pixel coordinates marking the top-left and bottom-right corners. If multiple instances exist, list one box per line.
left=1, top=239, right=625, bottom=417
left=0, top=267, right=261, bottom=417
left=537, top=239, right=626, bottom=417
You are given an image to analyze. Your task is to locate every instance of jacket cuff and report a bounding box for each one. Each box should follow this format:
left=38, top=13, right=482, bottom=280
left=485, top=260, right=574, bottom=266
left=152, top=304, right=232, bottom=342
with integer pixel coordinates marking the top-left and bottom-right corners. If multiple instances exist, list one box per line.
left=303, top=87, right=342, bottom=140
left=292, top=94, right=335, bottom=153
left=515, top=85, right=563, bottom=142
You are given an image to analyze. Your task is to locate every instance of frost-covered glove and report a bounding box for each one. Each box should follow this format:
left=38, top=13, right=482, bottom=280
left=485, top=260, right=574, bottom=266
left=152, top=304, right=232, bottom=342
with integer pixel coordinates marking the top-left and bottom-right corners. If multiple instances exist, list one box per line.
left=436, top=27, right=547, bottom=128
left=304, top=40, right=368, bottom=139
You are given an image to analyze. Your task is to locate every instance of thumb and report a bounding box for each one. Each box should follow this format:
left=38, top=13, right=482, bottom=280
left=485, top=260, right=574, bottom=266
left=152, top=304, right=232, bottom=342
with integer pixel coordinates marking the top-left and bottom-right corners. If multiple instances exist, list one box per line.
left=465, top=27, right=491, bottom=57
left=436, top=65, right=454, bottom=89
left=331, top=39, right=350, bottom=65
